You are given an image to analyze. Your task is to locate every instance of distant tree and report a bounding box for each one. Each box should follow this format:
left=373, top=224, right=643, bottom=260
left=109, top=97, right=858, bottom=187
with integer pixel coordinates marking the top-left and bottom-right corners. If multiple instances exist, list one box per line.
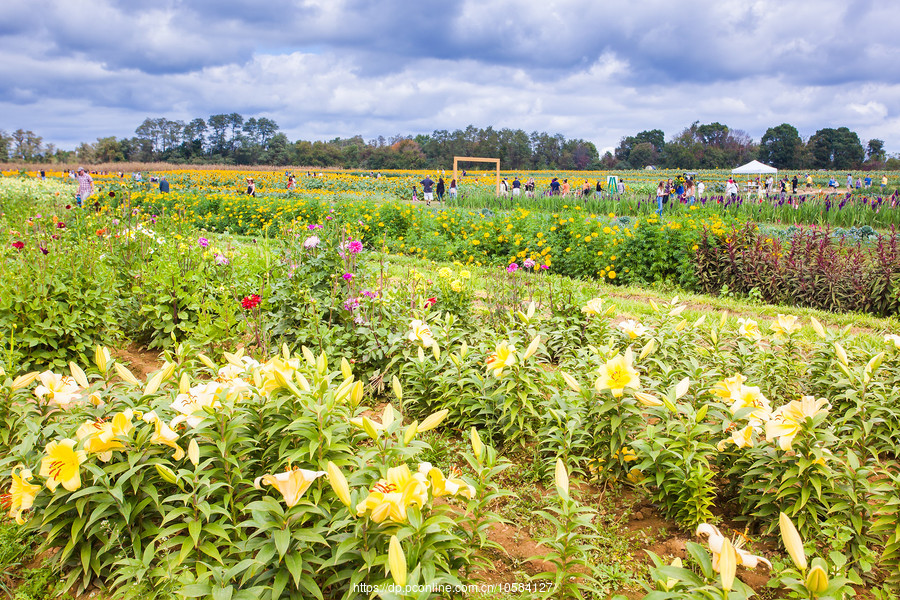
left=207, top=114, right=229, bottom=154
left=626, top=142, right=657, bottom=168
left=11, top=129, right=44, bottom=162
left=808, top=127, right=865, bottom=169
left=758, top=123, right=802, bottom=168
left=0, top=130, right=10, bottom=161
left=95, top=137, right=124, bottom=162
left=866, top=138, right=886, bottom=163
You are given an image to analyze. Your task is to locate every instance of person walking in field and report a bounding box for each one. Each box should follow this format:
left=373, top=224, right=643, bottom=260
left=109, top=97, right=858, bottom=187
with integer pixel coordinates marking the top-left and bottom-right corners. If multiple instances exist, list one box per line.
left=512, top=176, right=521, bottom=197
left=550, top=178, right=561, bottom=195
left=685, top=178, right=696, bottom=206
left=561, top=179, right=570, bottom=196
left=882, top=175, right=888, bottom=191
left=420, top=175, right=434, bottom=205
left=76, top=167, right=93, bottom=207
left=412, top=184, right=419, bottom=202
left=246, top=178, right=256, bottom=196
left=436, top=177, right=445, bottom=202
left=449, top=179, right=457, bottom=199
left=526, top=177, right=536, bottom=198
left=655, top=181, right=665, bottom=215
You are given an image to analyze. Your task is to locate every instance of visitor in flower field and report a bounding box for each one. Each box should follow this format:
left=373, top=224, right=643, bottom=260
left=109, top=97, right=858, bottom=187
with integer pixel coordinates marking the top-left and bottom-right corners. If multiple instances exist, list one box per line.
left=561, top=179, right=570, bottom=196
left=664, top=179, right=672, bottom=204
left=448, top=179, right=457, bottom=199
left=828, top=176, right=837, bottom=189
left=581, top=181, right=591, bottom=197
left=765, top=175, right=774, bottom=193
left=864, top=175, right=872, bottom=188
left=675, top=179, right=685, bottom=200
left=550, top=177, right=560, bottom=195
left=526, top=176, right=536, bottom=197
left=792, top=175, right=799, bottom=193
left=595, top=180, right=603, bottom=197
left=286, top=173, right=295, bottom=189
left=412, top=184, right=418, bottom=202
left=846, top=173, right=853, bottom=190
left=656, top=181, right=665, bottom=214
left=725, top=178, right=738, bottom=200
left=882, top=175, right=888, bottom=190
left=246, top=178, right=256, bottom=196
left=75, top=167, right=93, bottom=207
left=500, top=178, right=509, bottom=197
left=436, top=177, right=445, bottom=202
left=420, top=175, right=434, bottom=205
left=159, top=176, right=169, bottom=193
left=697, top=179, right=705, bottom=197
left=512, top=176, right=521, bottom=197
left=685, top=178, right=696, bottom=206
left=856, top=177, right=862, bottom=189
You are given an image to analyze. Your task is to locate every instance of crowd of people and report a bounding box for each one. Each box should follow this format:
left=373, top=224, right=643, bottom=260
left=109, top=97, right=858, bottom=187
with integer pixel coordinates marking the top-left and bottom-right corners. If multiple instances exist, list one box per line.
left=410, top=173, right=628, bottom=204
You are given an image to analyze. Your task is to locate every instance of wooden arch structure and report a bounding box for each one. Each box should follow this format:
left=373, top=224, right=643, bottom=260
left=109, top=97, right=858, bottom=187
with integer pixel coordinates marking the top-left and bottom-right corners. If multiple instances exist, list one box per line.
left=452, top=156, right=500, bottom=196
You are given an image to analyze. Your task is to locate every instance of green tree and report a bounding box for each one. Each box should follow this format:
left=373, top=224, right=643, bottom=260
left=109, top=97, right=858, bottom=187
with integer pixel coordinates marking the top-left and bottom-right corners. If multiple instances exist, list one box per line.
left=866, top=138, right=886, bottom=163
left=758, top=123, right=802, bottom=168
left=94, top=136, right=125, bottom=162
left=808, top=127, right=864, bottom=169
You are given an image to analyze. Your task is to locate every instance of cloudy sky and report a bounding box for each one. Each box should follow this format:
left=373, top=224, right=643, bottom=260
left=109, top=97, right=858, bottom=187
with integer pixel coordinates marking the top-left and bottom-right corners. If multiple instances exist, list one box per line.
left=2, top=0, right=898, bottom=154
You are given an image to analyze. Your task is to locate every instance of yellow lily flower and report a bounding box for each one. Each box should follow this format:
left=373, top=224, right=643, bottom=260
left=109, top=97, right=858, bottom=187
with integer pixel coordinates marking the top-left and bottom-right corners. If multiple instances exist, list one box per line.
left=254, top=466, right=326, bottom=507
left=171, top=382, right=225, bottom=428
left=765, top=396, right=829, bottom=451
left=33, top=370, right=83, bottom=407
left=717, top=424, right=760, bottom=451
left=729, top=384, right=772, bottom=424
left=617, top=319, right=650, bottom=339
left=737, top=318, right=761, bottom=341
left=143, top=411, right=185, bottom=460
left=8, top=466, right=41, bottom=524
left=771, top=314, right=801, bottom=337
left=39, top=439, right=87, bottom=492
left=407, top=319, right=436, bottom=348
left=710, top=373, right=747, bottom=400
left=75, top=409, right=136, bottom=462
left=594, top=348, right=640, bottom=397
left=696, top=523, right=772, bottom=571
left=356, top=464, right=428, bottom=523
left=418, top=463, right=474, bottom=499
left=581, top=297, right=606, bottom=315
left=485, top=341, right=516, bottom=377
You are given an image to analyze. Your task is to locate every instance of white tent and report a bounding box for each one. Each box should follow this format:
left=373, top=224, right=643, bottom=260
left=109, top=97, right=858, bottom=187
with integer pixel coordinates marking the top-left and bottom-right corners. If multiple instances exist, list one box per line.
left=731, top=160, right=777, bottom=175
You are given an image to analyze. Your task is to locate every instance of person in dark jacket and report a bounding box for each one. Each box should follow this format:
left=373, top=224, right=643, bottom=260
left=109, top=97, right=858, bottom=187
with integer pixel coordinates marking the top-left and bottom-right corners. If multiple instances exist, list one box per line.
left=159, top=176, right=170, bottom=193
left=436, top=177, right=445, bottom=202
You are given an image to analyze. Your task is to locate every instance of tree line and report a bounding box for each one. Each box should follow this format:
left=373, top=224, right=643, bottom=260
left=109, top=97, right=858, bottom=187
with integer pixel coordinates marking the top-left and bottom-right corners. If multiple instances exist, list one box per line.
left=0, top=116, right=894, bottom=170
left=614, top=122, right=890, bottom=170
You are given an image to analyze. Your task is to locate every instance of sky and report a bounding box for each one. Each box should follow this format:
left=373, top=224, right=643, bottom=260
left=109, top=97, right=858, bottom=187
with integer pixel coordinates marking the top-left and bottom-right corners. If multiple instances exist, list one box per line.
left=2, top=0, right=898, bottom=155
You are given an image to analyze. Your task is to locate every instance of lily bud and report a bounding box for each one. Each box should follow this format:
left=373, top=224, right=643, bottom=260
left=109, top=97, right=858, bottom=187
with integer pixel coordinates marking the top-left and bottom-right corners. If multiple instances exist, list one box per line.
left=779, top=512, right=807, bottom=570
left=316, top=352, right=327, bottom=375
left=381, top=404, right=395, bottom=428
left=719, top=311, right=728, bottom=328
left=560, top=372, right=581, bottom=393
left=669, top=304, right=686, bottom=317
left=179, top=373, right=190, bottom=395
left=361, top=417, right=379, bottom=440
left=693, top=315, right=706, bottom=328
left=350, top=381, right=364, bottom=407
left=196, top=353, right=217, bottom=370
left=155, top=464, right=178, bottom=484
left=460, top=340, right=468, bottom=358
left=403, top=421, right=418, bottom=444
left=639, top=339, right=656, bottom=360
left=388, top=535, right=407, bottom=587
left=340, top=357, right=352, bottom=380
left=471, top=427, right=483, bottom=461
left=554, top=458, right=569, bottom=496
left=417, top=346, right=425, bottom=363
left=188, top=439, right=200, bottom=467
left=834, top=342, right=848, bottom=367
left=674, top=377, right=690, bottom=400
left=392, top=376, right=403, bottom=401
left=719, top=537, right=737, bottom=591
left=301, top=346, right=315, bottom=365
left=418, top=409, right=449, bottom=432
left=674, top=319, right=687, bottom=331
left=94, top=345, right=110, bottom=373
left=144, top=369, right=166, bottom=396
left=810, top=316, right=826, bottom=338
left=69, top=362, right=89, bottom=389
left=805, top=563, right=829, bottom=595
left=634, top=391, right=663, bottom=407
left=326, top=461, right=352, bottom=507
left=11, top=371, right=39, bottom=391
left=523, top=335, right=541, bottom=360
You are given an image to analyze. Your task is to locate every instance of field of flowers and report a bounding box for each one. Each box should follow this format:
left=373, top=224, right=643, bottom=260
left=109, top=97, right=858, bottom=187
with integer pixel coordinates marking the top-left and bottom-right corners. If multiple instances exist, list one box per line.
left=1, top=172, right=900, bottom=600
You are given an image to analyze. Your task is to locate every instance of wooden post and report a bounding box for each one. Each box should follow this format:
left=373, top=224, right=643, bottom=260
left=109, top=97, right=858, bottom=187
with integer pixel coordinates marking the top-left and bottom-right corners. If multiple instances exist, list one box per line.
left=451, top=156, right=501, bottom=197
